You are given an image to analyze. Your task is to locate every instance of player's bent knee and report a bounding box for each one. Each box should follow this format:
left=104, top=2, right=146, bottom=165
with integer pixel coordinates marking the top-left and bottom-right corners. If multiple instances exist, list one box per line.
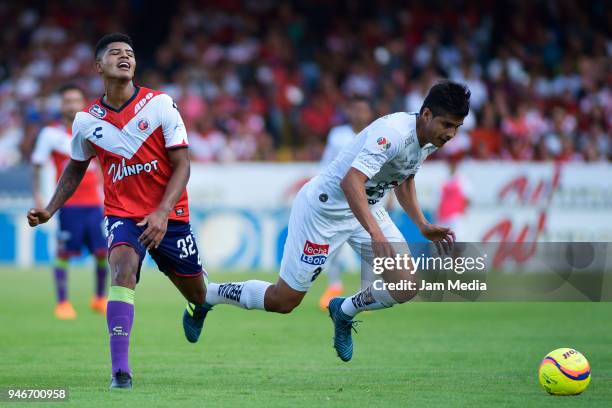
left=264, top=295, right=301, bottom=314
left=263, top=282, right=304, bottom=313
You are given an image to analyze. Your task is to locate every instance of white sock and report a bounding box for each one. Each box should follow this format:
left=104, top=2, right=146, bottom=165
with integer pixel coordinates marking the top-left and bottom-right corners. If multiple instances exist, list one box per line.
left=340, top=285, right=397, bottom=317
left=206, top=281, right=271, bottom=310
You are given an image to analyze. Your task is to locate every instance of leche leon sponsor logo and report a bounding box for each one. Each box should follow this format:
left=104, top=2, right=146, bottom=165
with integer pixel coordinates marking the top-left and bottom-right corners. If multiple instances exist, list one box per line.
left=300, top=240, right=329, bottom=265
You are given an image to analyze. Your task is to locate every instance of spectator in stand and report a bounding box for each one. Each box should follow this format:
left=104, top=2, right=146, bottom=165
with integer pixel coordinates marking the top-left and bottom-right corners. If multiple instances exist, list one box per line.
left=0, top=0, right=608, bottom=166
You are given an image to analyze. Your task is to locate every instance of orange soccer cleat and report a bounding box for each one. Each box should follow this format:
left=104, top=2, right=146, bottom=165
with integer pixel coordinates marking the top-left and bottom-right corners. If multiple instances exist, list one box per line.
left=90, top=296, right=108, bottom=315
left=319, top=284, right=343, bottom=311
left=54, top=301, right=77, bottom=320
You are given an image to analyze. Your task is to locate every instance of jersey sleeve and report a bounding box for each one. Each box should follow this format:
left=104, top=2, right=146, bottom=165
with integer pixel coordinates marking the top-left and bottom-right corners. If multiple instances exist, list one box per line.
left=351, top=127, right=403, bottom=179
left=31, top=127, right=58, bottom=165
left=159, top=94, right=188, bottom=149
left=70, top=115, right=96, bottom=161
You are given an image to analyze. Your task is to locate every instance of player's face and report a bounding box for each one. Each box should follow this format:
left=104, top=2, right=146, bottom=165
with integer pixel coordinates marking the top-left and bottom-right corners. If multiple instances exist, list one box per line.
left=60, top=89, right=86, bottom=121
left=422, top=108, right=464, bottom=148
left=96, top=42, right=136, bottom=81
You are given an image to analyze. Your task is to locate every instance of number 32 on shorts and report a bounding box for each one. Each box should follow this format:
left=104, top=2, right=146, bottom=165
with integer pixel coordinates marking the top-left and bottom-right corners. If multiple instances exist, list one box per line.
left=177, top=234, right=202, bottom=265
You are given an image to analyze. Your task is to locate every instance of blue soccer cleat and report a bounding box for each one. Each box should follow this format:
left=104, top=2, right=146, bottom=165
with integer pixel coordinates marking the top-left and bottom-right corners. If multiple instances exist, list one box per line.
left=110, top=370, right=132, bottom=389
left=183, top=303, right=212, bottom=343
left=328, top=297, right=359, bottom=362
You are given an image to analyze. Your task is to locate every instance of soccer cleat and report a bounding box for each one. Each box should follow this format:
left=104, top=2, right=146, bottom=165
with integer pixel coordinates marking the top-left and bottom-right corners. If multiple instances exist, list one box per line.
left=110, top=370, right=132, bottom=389
left=328, top=297, right=359, bottom=362
left=182, top=303, right=212, bottom=343
left=319, top=284, right=343, bottom=311
left=90, top=296, right=107, bottom=315
left=54, top=301, right=77, bottom=320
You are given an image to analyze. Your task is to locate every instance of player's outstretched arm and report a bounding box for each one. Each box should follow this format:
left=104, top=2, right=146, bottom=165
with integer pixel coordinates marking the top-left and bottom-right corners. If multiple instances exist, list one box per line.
left=395, top=176, right=455, bottom=253
left=27, top=159, right=90, bottom=226
left=137, top=147, right=190, bottom=249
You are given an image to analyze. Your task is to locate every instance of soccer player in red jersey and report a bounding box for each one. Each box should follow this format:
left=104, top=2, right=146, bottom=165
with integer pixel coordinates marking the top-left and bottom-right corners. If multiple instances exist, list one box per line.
left=27, top=33, right=210, bottom=389
left=31, top=84, right=108, bottom=319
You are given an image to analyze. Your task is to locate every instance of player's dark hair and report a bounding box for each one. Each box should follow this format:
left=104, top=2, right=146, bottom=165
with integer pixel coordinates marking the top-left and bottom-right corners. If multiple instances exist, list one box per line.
left=57, top=83, right=85, bottom=97
left=420, top=81, right=471, bottom=118
left=95, top=33, right=134, bottom=59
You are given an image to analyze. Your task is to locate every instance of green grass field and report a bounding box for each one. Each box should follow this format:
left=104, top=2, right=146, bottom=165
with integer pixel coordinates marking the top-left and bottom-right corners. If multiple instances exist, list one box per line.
left=1, top=266, right=611, bottom=407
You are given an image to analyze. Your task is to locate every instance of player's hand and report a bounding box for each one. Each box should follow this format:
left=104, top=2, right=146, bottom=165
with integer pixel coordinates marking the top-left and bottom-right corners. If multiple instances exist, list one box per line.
left=28, top=208, right=51, bottom=227
left=137, top=210, right=169, bottom=250
left=27, top=208, right=51, bottom=227
left=420, top=223, right=455, bottom=255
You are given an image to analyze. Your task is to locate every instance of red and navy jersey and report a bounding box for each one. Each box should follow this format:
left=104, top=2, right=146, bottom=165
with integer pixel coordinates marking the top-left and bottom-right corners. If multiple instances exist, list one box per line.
left=31, top=123, right=102, bottom=207
left=71, top=86, right=190, bottom=221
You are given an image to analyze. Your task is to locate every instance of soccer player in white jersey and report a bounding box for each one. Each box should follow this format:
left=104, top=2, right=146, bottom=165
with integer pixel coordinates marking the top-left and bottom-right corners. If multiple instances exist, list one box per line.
left=27, top=33, right=210, bottom=388
left=318, top=96, right=373, bottom=309
left=203, top=81, right=470, bottom=362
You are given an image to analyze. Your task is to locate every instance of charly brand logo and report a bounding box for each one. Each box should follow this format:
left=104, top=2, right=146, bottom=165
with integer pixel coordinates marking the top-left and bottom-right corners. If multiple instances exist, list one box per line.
left=107, top=158, right=160, bottom=183
left=134, top=92, right=154, bottom=114
left=89, top=104, right=107, bottom=118
left=93, top=126, right=103, bottom=139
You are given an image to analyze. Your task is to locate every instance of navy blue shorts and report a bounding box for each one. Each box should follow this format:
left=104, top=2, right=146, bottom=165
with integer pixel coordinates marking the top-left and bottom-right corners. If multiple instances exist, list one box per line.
left=105, top=216, right=204, bottom=282
left=58, top=206, right=107, bottom=258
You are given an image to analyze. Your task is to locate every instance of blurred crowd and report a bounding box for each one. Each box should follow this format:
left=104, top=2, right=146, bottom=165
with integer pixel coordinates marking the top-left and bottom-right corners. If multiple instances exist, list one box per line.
left=0, top=0, right=610, bottom=168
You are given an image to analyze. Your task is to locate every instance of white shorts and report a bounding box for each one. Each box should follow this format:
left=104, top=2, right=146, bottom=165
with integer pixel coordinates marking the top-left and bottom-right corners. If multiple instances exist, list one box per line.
left=279, top=182, right=405, bottom=292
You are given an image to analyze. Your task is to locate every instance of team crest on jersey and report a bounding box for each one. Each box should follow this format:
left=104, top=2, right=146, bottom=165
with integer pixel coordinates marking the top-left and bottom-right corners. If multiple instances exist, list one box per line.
left=137, top=118, right=149, bottom=131
left=300, top=240, right=329, bottom=266
left=377, top=137, right=391, bottom=150
left=89, top=104, right=107, bottom=119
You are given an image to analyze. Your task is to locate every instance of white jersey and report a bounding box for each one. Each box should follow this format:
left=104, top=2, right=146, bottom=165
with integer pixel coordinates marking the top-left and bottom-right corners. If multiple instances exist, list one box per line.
left=307, top=112, right=437, bottom=217
left=31, top=125, right=71, bottom=164
left=320, top=124, right=357, bottom=169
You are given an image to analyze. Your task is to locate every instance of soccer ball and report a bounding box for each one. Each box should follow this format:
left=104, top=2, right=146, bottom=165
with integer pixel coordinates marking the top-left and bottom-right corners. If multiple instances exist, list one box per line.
left=538, top=348, right=591, bottom=395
